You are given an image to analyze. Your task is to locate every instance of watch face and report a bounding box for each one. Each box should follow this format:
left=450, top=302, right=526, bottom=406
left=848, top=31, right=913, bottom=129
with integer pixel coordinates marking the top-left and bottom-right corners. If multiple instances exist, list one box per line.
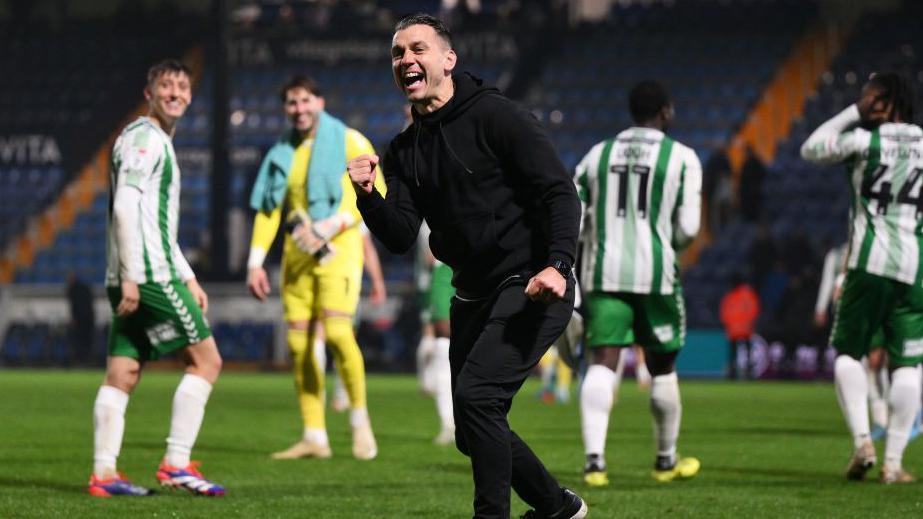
left=553, top=261, right=572, bottom=278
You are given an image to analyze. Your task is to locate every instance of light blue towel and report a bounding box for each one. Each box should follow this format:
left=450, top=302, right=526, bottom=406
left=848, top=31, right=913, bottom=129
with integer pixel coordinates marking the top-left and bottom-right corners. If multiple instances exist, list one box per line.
left=249, top=111, right=347, bottom=220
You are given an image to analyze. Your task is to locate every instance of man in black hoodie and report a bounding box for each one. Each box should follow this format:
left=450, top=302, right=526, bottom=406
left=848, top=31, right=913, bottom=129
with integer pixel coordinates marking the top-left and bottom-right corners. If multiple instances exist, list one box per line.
left=348, top=13, right=586, bottom=519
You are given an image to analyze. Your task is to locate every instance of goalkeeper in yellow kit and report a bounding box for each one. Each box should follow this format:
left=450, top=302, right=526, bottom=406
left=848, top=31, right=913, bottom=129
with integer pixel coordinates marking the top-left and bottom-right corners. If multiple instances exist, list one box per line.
left=246, top=75, right=384, bottom=460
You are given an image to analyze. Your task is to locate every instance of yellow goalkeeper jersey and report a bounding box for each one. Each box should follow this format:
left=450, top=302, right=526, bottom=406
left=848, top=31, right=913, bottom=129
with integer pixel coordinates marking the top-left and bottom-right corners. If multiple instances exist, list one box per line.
left=250, top=127, right=384, bottom=276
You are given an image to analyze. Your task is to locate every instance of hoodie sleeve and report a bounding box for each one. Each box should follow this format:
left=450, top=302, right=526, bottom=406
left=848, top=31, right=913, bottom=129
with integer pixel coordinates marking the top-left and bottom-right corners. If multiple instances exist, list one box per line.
left=489, top=98, right=581, bottom=266
left=356, top=143, right=422, bottom=254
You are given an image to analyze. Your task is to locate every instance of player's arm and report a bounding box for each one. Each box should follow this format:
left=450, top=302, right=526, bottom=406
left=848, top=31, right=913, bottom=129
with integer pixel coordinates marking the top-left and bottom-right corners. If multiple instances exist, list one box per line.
left=673, top=148, right=702, bottom=249
left=112, top=132, right=161, bottom=315
left=246, top=206, right=282, bottom=301
left=112, top=182, right=144, bottom=317
left=814, top=248, right=839, bottom=325
left=169, top=244, right=208, bottom=312
left=167, top=202, right=201, bottom=305
left=352, top=145, right=423, bottom=255
left=361, top=224, right=387, bottom=305
left=830, top=246, right=849, bottom=306
left=574, top=149, right=595, bottom=236
left=800, top=104, right=862, bottom=164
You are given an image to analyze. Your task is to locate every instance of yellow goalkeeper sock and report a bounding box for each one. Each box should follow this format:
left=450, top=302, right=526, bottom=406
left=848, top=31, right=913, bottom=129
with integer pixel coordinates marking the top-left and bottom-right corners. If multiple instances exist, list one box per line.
left=288, top=328, right=325, bottom=430
left=325, top=316, right=367, bottom=411
left=557, top=356, right=573, bottom=391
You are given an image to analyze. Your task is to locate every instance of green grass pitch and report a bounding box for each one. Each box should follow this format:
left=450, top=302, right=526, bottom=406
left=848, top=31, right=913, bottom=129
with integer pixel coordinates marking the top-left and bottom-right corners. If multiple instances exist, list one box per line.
left=1, top=370, right=922, bottom=517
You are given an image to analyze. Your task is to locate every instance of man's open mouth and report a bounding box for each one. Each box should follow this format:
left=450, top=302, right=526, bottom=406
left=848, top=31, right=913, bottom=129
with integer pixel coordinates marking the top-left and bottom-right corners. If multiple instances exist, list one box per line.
left=403, top=71, right=424, bottom=89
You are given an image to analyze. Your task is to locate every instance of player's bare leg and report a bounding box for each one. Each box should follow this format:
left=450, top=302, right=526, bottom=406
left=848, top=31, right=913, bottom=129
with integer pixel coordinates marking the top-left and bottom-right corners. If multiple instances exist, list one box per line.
left=634, top=345, right=652, bottom=390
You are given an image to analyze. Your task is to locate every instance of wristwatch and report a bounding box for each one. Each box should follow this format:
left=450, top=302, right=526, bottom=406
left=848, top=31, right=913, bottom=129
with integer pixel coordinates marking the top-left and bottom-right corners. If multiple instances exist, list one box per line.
left=549, top=260, right=572, bottom=280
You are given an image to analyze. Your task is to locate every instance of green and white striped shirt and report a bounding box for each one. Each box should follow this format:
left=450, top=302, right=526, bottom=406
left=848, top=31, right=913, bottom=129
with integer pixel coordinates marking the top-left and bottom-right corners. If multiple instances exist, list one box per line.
left=575, top=127, right=702, bottom=294
left=802, top=105, right=923, bottom=285
left=106, top=117, right=194, bottom=286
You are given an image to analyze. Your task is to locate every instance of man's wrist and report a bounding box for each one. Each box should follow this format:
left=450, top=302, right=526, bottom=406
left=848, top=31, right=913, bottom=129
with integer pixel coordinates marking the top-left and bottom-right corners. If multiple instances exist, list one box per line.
left=120, top=271, right=143, bottom=284
left=548, top=259, right=572, bottom=280
left=247, top=247, right=267, bottom=269
left=356, top=189, right=384, bottom=211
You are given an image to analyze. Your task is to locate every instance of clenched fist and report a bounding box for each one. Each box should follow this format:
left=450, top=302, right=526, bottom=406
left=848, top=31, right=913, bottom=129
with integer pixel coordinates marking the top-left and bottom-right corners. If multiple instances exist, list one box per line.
left=525, top=267, right=567, bottom=304
left=348, top=154, right=379, bottom=196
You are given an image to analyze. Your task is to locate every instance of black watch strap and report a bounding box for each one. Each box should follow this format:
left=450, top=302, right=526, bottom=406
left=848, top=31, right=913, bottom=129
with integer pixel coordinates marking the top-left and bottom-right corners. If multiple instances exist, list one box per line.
left=550, top=260, right=572, bottom=279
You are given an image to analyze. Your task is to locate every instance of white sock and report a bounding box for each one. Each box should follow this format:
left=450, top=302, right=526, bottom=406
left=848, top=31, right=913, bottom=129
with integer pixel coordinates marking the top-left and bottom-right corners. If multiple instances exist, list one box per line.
left=313, top=340, right=328, bottom=405
left=417, top=335, right=437, bottom=395
left=314, top=339, right=326, bottom=372
left=650, top=372, right=681, bottom=459
left=93, top=385, right=129, bottom=478
left=885, top=365, right=923, bottom=468
left=433, top=337, right=454, bottom=431
left=865, top=357, right=888, bottom=427
left=350, top=407, right=370, bottom=429
left=875, top=366, right=891, bottom=426
left=581, top=365, right=619, bottom=457
left=304, top=427, right=329, bottom=446
left=834, top=354, right=871, bottom=448
left=165, top=374, right=212, bottom=468
left=333, top=375, right=349, bottom=405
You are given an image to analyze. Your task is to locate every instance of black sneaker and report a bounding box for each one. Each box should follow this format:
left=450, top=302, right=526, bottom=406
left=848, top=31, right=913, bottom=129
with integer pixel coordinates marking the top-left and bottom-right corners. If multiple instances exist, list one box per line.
left=654, top=454, right=676, bottom=472
left=520, top=488, right=588, bottom=519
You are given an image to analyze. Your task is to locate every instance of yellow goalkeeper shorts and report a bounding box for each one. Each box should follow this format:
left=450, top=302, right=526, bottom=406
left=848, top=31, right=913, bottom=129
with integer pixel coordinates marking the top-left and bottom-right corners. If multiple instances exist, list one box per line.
left=281, top=250, right=362, bottom=322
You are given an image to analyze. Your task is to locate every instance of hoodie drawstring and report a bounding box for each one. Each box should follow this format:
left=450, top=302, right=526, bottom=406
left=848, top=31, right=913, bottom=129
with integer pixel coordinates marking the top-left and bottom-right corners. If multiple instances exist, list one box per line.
left=412, top=121, right=475, bottom=186
left=412, top=123, right=422, bottom=186
left=439, top=123, right=474, bottom=175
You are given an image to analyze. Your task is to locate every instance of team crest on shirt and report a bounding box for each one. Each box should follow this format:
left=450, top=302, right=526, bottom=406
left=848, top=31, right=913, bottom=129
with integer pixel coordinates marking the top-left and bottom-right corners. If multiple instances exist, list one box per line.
left=146, top=322, right=180, bottom=345
left=126, top=147, right=147, bottom=170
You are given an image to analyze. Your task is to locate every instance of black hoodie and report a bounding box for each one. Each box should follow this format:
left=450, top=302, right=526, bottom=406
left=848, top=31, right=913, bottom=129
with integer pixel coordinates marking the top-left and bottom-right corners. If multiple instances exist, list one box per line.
left=357, top=73, right=580, bottom=296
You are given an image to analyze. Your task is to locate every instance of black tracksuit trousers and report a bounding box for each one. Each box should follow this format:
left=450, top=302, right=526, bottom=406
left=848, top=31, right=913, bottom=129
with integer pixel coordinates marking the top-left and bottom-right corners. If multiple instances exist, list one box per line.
left=449, top=276, right=575, bottom=519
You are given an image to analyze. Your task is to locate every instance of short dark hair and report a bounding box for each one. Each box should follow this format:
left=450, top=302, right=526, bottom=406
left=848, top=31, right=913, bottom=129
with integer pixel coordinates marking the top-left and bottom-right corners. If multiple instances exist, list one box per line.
left=867, top=72, right=915, bottom=123
left=279, top=74, right=323, bottom=102
left=147, top=59, right=191, bottom=86
left=628, top=80, right=671, bottom=124
left=394, top=13, right=452, bottom=48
